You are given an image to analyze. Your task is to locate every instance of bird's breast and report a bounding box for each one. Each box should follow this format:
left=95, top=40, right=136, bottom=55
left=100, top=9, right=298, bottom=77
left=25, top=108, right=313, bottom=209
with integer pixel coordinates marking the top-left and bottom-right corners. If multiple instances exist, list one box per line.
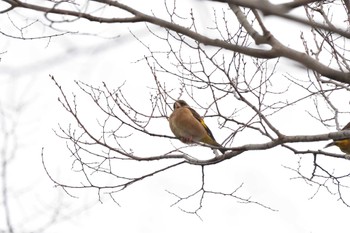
left=169, top=108, right=206, bottom=140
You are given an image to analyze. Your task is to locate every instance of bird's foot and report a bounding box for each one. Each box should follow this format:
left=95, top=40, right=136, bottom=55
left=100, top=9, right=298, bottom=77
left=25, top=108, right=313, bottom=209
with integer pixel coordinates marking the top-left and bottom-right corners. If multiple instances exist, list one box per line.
left=180, top=137, right=193, bottom=144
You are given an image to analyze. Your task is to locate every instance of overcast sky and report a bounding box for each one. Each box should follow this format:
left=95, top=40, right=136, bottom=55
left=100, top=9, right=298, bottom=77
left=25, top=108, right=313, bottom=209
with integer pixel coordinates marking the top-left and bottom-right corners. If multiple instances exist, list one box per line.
left=1, top=1, right=350, bottom=232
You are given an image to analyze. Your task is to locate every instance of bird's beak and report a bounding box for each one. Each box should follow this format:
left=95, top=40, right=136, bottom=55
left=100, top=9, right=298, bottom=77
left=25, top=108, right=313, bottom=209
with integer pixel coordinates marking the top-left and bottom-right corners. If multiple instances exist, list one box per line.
left=324, top=141, right=335, bottom=148
left=173, top=102, right=181, bottom=109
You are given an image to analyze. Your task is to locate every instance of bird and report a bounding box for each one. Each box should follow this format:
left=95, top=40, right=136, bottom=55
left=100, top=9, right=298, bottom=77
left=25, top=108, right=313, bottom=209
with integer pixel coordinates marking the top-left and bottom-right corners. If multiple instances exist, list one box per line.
left=324, top=122, right=350, bottom=154
left=169, top=100, right=225, bottom=154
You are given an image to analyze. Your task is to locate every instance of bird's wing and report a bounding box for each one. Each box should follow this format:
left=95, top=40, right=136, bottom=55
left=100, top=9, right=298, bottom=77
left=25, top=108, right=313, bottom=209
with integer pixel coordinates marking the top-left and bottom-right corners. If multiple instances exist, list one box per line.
left=187, top=107, right=217, bottom=141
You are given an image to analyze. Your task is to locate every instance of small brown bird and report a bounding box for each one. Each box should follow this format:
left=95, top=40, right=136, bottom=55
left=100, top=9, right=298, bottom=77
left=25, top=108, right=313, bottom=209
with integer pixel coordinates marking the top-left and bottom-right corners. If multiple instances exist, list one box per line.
left=324, top=122, right=350, bottom=154
left=169, top=100, right=225, bottom=154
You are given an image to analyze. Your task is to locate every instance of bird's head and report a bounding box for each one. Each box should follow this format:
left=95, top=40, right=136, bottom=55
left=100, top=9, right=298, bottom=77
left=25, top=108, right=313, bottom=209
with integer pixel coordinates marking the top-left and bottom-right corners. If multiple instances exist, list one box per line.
left=173, top=100, right=189, bottom=110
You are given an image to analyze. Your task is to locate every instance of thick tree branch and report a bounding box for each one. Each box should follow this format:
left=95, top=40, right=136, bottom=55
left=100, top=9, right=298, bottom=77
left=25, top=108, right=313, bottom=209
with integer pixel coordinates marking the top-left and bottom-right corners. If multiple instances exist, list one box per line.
left=4, top=0, right=350, bottom=83
left=210, top=0, right=350, bottom=39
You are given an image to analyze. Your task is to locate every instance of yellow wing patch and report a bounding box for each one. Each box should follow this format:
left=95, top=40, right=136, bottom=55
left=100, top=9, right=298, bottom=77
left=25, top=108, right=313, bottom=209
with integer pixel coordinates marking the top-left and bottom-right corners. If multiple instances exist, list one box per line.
left=188, top=106, right=217, bottom=142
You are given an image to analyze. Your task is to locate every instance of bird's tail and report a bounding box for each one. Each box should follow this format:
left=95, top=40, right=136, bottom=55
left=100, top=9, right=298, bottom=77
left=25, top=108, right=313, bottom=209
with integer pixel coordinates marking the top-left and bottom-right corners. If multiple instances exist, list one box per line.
left=324, top=141, right=335, bottom=148
left=218, top=147, right=226, bottom=154
left=209, top=143, right=226, bottom=154
left=206, top=137, right=226, bottom=154
left=214, top=142, right=226, bottom=154
left=201, top=135, right=227, bottom=154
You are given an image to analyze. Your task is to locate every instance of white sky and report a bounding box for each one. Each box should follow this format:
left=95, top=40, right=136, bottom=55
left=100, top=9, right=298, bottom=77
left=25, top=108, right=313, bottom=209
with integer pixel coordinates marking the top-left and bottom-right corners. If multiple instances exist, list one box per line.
left=1, top=0, right=350, bottom=233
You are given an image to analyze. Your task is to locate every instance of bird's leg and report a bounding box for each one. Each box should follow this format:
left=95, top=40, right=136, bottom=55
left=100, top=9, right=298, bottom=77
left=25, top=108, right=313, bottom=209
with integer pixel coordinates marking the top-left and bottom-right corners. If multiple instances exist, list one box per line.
left=180, top=136, right=193, bottom=144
